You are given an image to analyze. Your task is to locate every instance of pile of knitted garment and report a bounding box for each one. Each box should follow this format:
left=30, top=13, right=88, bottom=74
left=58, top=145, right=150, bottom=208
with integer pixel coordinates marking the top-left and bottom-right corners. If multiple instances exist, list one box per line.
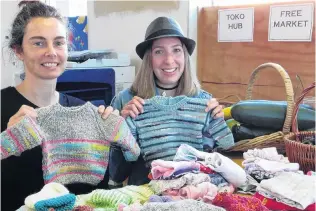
left=141, top=144, right=270, bottom=211
left=171, top=144, right=247, bottom=187
left=74, top=184, right=155, bottom=210
left=242, top=147, right=300, bottom=181
left=147, top=144, right=248, bottom=202
left=17, top=182, right=76, bottom=211
left=255, top=171, right=316, bottom=210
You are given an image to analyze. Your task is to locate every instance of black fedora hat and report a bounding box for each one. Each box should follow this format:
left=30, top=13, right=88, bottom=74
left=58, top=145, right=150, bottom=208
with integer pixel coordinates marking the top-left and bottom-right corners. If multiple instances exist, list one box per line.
left=136, top=17, right=196, bottom=59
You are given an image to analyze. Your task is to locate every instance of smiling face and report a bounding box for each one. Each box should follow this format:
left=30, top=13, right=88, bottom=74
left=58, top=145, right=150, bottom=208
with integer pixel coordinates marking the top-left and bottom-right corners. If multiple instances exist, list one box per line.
left=15, top=17, right=68, bottom=80
left=151, top=37, right=185, bottom=88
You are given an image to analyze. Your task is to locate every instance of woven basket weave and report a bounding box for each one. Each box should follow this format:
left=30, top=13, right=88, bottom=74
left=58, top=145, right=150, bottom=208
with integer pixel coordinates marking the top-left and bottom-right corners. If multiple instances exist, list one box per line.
left=218, top=95, right=242, bottom=108
left=284, top=82, right=315, bottom=173
left=228, top=62, right=294, bottom=153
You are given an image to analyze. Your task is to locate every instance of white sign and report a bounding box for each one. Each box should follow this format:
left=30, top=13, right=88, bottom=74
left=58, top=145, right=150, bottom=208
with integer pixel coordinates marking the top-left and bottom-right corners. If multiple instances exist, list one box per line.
left=269, top=3, right=314, bottom=41
left=218, top=8, right=254, bottom=42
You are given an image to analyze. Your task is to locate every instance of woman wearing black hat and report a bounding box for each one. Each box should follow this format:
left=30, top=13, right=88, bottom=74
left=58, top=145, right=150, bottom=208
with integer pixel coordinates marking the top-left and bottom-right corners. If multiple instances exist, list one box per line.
left=108, top=17, right=226, bottom=187
left=112, top=16, right=223, bottom=119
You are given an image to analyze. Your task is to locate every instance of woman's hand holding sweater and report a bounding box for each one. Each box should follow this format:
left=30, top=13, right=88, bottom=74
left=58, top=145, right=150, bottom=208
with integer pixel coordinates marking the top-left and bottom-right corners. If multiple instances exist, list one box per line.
left=7, top=105, right=37, bottom=128
left=121, top=96, right=145, bottom=119
left=206, top=98, right=224, bottom=119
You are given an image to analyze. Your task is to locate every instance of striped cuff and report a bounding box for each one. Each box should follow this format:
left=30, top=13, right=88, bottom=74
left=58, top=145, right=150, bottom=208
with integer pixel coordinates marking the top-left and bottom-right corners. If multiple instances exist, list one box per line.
left=1, top=116, right=44, bottom=159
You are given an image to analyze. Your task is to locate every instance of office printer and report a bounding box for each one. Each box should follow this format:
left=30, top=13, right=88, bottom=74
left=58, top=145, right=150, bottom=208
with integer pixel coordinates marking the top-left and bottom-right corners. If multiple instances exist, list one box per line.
left=59, top=50, right=135, bottom=106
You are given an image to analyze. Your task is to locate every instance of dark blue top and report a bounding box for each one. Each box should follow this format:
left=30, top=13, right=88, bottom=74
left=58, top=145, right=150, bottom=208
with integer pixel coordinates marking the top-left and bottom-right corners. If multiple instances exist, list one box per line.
left=1, top=86, right=84, bottom=132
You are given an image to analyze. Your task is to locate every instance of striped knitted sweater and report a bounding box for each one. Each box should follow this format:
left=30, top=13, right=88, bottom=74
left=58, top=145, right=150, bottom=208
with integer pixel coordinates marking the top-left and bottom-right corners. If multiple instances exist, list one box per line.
left=1, top=102, right=140, bottom=185
left=126, top=96, right=234, bottom=166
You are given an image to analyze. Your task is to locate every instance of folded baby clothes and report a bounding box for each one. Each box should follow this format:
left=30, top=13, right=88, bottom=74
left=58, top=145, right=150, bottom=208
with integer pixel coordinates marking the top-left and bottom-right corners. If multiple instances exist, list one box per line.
left=85, top=184, right=154, bottom=209
left=256, top=172, right=316, bottom=210
left=173, top=144, right=246, bottom=187
left=237, top=174, right=260, bottom=195
left=119, top=201, right=143, bottom=211
left=173, top=144, right=208, bottom=162
left=254, top=192, right=316, bottom=211
left=208, top=173, right=228, bottom=186
left=140, top=199, right=225, bottom=211
left=73, top=205, right=94, bottom=211
left=243, top=147, right=289, bottom=163
left=148, top=195, right=174, bottom=203
left=212, top=193, right=269, bottom=211
left=205, top=152, right=247, bottom=187
left=243, top=158, right=299, bottom=173
left=149, top=173, right=211, bottom=194
left=179, top=182, right=218, bottom=201
left=24, top=182, right=76, bottom=211
left=151, top=159, right=200, bottom=179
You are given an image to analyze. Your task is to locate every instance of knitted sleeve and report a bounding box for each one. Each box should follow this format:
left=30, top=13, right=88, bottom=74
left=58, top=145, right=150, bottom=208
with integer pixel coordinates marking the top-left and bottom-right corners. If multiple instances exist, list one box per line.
left=120, top=116, right=138, bottom=161
left=202, top=113, right=234, bottom=151
left=96, top=113, right=140, bottom=161
left=197, top=89, right=212, bottom=99
left=0, top=116, right=44, bottom=159
left=125, top=117, right=137, bottom=140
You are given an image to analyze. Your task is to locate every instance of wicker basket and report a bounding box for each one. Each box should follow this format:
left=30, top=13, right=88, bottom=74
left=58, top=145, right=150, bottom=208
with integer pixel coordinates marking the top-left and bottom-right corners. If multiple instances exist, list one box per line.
left=284, top=82, right=316, bottom=173
left=228, top=62, right=295, bottom=153
left=218, top=95, right=242, bottom=108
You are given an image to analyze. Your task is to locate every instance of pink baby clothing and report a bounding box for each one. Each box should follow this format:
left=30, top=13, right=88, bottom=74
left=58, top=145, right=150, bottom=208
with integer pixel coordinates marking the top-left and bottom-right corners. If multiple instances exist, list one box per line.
left=151, top=159, right=200, bottom=179
left=179, top=182, right=218, bottom=201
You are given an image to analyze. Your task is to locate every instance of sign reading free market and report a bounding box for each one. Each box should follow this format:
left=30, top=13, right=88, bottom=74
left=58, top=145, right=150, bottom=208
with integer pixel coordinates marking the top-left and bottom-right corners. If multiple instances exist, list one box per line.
left=218, top=8, right=254, bottom=42
left=269, top=3, right=314, bottom=41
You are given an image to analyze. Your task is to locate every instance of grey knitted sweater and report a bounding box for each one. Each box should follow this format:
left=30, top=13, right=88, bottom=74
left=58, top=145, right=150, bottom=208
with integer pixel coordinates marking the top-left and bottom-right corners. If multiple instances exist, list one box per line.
left=1, top=102, right=140, bottom=185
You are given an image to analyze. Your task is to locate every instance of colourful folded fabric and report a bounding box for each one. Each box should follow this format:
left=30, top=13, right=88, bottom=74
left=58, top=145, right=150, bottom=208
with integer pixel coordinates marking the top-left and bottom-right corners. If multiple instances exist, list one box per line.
left=212, top=193, right=269, bottom=211
left=254, top=192, right=316, bottom=211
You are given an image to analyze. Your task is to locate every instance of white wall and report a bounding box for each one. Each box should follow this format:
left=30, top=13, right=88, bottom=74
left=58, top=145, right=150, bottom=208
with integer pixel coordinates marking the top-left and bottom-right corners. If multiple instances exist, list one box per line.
left=188, top=0, right=213, bottom=77
left=1, top=1, right=23, bottom=89
left=55, top=0, right=70, bottom=17
left=87, top=1, right=190, bottom=72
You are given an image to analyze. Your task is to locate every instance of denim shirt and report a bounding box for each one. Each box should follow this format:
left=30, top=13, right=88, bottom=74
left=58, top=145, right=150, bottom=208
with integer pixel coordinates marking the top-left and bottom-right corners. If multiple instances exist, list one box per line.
left=111, top=86, right=212, bottom=111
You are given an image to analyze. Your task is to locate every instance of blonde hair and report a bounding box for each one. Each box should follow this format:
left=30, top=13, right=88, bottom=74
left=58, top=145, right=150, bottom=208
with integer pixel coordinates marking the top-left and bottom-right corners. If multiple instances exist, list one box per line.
left=131, top=42, right=201, bottom=99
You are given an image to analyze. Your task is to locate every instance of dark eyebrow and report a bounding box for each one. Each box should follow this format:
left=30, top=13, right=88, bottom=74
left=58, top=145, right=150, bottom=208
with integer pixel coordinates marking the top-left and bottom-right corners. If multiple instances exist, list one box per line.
left=55, top=36, right=66, bottom=40
left=172, top=44, right=183, bottom=48
left=152, top=44, right=182, bottom=49
left=29, top=36, right=45, bottom=40
left=29, top=36, right=66, bottom=40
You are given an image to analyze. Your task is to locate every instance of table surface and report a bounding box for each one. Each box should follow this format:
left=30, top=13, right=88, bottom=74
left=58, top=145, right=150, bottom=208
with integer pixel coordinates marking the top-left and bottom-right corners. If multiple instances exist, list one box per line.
left=222, top=151, right=244, bottom=167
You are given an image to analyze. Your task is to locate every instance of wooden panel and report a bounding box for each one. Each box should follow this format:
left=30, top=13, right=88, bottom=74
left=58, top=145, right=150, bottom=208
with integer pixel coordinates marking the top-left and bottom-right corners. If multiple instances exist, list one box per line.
left=197, top=1, right=315, bottom=101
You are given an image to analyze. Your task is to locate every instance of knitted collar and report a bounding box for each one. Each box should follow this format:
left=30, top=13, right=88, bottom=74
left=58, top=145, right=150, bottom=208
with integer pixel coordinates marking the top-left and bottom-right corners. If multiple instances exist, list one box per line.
left=150, top=95, right=189, bottom=110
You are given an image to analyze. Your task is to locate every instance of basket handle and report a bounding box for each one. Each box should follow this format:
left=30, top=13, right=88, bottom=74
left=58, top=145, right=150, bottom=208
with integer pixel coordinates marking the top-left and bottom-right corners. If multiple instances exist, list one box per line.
left=245, top=63, right=295, bottom=133
left=291, top=82, right=315, bottom=139
left=218, top=94, right=242, bottom=103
